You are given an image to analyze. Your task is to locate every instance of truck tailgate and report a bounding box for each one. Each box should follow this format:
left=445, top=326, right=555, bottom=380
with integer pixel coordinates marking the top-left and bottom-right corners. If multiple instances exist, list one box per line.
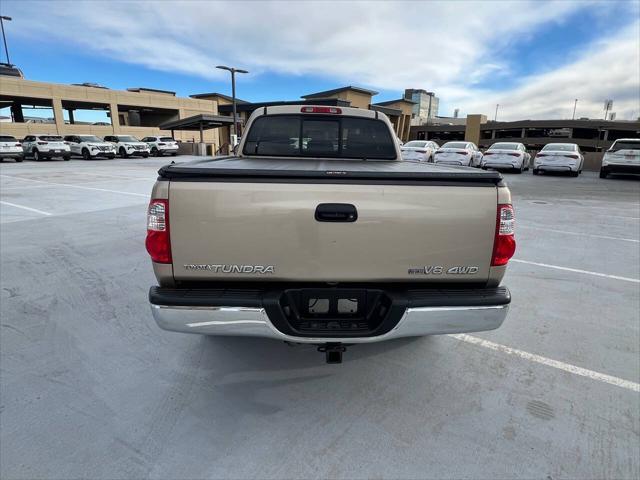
left=168, top=181, right=497, bottom=283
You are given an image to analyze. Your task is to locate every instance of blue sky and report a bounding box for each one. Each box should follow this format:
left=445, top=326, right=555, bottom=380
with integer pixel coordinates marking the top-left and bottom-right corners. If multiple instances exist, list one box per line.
left=3, top=0, right=639, bottom=121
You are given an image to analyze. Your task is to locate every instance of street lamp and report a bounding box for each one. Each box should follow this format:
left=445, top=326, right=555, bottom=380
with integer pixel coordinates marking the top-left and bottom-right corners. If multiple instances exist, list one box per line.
left=494, top=104, right=499, bottom=122
left=0, top=15, right=12, bottom=65
left=572, top=99, right=578, bottom=120
left=216, top=65, right=248, bottom=146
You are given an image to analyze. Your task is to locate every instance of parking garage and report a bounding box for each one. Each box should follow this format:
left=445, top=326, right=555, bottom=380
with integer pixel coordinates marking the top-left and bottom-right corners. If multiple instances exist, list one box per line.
left=0, top=76, right=223, bottom=149
left=412, top=119, right=640, bottom=152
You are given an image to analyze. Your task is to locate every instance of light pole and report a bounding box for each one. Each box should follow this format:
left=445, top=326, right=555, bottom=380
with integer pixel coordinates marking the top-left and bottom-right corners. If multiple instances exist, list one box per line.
left=572, top=99, right=578, bottom=120
left=494, top=104, right=499, bottom=122
left=216, top=65, right=248, bottom=146
left=0, top=15, right=12, bottom=65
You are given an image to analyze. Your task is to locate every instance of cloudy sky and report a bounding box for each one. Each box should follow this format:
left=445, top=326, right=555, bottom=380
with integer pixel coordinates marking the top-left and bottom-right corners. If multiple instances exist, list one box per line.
left=4, top=0, right=640, bottom=121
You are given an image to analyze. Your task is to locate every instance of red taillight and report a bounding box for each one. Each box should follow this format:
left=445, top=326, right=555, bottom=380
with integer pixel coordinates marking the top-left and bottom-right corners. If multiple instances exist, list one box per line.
left=491, top=204, right=516, bottom=266
left=564, top=154, right=579, bottom=159
left=158, top=143, right=166, bottom=146
left=455, top=150, right=468, bottom=155
left=415, top=149, right=427, bottom=153
left=145, top=199, right=171, bottom=264
left=507, top=153, right=521, bottom=157
left=15, top=143, right=21, bottom=147
left=536, top=153, right=547, bottom=157
left=300, top=106, right=342, bottom=114
left=484, top=152, right=494, bottom=156
left=37, top=141, right=47, bottom=145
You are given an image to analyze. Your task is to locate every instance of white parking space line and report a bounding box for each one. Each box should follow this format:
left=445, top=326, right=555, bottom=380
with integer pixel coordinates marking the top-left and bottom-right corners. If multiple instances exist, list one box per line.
left=0, top=184, right=53, bottom=191
left=0, top=174, right=149, bottom=198
left=450, top=334, right=640, bottom=393
left=63, top=171, right=150, bottom=180
left=512, top=259, right=640, bottom=283
left=519, top=225, right=640, bottom=243
left=0, top=200, right=52, bottom=216
left=523, top=202, right=640, bottom=218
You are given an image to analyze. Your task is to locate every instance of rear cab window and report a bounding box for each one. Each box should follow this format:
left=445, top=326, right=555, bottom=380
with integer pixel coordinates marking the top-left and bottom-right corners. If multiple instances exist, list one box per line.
left=243, top=114, right=396, bottom=159
left=0, top=136, right=16, bottom=142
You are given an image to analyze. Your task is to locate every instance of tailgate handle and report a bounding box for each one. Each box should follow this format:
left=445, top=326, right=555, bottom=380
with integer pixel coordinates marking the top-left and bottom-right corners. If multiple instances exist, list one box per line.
left=315, top=203, right=358, bottom=223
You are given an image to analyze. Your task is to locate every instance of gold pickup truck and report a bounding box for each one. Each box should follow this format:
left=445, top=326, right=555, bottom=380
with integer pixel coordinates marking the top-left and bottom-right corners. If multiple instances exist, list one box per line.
left=145, top=105, right=515, bottom=362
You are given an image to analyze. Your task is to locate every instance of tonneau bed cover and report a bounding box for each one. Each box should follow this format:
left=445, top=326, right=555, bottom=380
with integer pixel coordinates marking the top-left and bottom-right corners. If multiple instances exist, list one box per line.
left=158, top=157, right=504, bottom=184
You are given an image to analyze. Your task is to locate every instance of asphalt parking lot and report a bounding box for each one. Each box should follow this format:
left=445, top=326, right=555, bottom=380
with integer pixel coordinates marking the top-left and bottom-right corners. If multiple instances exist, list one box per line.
left=1, top=157, right=639, bottom=479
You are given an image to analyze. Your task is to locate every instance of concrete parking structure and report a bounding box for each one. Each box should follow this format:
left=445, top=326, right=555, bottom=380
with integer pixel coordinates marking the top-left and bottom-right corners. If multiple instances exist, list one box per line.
left=1, top=159, right=638, bottom=479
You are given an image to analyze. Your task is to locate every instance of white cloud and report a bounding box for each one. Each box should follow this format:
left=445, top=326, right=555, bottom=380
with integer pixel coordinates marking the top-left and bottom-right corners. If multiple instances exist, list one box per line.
left=9, top=0, right=640, bottom=120
left=447, top=22, right=640, bottom=121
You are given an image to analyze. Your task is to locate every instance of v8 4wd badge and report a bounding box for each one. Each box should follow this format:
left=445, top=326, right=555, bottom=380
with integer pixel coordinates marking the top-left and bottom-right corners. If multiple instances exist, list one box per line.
left=408, top=265, right=479, bottom=275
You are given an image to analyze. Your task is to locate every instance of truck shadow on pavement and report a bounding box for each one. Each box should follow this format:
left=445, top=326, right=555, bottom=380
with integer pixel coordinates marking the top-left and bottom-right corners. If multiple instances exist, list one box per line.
left=172, top=335, right=432, bottom=428
left=200, top=334, right=425, bottom=372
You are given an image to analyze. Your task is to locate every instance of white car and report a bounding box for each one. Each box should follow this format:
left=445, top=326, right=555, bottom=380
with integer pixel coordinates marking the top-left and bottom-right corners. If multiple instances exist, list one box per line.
left=0, top=135, right=24, bottom=162
left=533, top=143, right=584, bottom=177
left=103, top=135, right=150, bottom=158
left=401, top=140, right=439, bottom=162
left=433, top=141, right=482, bottom=167
left=22, top=134, right=70, bottom=161
left=64, top=135, right=116, bottom=160
left=141, top=136, right=179, bottom=157
left=600, top=138, right=640, bottom=179
left=481, top=142, right=531, bottom=173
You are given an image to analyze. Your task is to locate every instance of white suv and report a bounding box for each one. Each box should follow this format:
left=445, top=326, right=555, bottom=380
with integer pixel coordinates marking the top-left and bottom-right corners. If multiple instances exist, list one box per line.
left=22, top=135, right=71, bottom=161
left=141, top=136, right=179, bottom=157
left=0, top=135, right=24, bottom=162
left=103, top=135, right=150, bottom=158
left=600, top=138, right=640, bottom=178
left=64, top=135, right=116, bottom=160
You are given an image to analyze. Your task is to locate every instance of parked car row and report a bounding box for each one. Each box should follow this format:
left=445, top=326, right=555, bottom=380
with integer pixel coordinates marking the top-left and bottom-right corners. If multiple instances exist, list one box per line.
left=400, top=138, right=639, bottom=178
left=0, top=134, right=180, bottom=162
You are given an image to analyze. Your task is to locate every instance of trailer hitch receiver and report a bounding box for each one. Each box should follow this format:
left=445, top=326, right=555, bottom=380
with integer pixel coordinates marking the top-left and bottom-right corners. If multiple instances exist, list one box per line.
left=318, top=343, right=346, bottom=364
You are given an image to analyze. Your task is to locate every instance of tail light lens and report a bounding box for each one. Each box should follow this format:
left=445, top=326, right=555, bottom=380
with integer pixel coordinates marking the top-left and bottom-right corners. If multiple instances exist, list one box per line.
left=564, top=154, right=579, bottom=159
left=415, top=149, right=427, bottom=153
left=491, top=204, right=516, bottom=266
left=456, top=150, right=468, bottom=155
left=301, top=106, right=342, bottom=114
left=145, top=199, right=171, bottom=263
left=37, top=141, right=47, bottom=145
left=15, top=143, right=21, bottom=147
left=158, top=143, right=166, bottom=146
left=484, top=152, right=494, bottom=156
left=536, top=153, right=547, bottom=157
left=507, top=153, right=521, bottom=157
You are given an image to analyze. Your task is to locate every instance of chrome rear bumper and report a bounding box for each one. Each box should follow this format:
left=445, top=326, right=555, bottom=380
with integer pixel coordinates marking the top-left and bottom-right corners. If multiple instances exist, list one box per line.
left=151, top=303, right=509, bottom=343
